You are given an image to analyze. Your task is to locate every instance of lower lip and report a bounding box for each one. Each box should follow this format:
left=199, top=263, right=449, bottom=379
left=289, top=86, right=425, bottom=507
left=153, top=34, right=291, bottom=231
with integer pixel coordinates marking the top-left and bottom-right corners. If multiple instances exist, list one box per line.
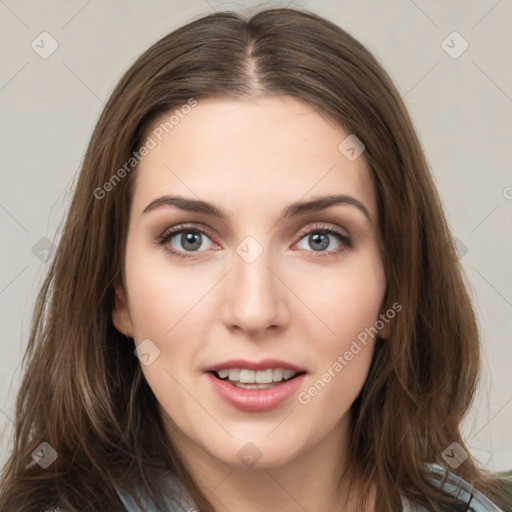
left=206, top=372, right=306, bottom=412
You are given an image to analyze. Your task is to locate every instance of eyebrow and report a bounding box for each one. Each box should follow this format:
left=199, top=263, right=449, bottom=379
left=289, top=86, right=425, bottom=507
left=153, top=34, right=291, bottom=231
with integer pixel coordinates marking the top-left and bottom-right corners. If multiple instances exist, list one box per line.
left=142, top=194, right=372, bottom=223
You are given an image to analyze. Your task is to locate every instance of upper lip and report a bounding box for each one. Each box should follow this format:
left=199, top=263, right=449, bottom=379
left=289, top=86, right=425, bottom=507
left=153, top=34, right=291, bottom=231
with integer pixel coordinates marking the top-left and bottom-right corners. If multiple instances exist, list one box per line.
left=204, top=358, right=307, bottom=373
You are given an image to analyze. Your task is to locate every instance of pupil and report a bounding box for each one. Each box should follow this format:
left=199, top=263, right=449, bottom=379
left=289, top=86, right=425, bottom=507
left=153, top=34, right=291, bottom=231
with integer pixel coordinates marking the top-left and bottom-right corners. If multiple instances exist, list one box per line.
left=182, top=232, right=202, bottom=251
left=310, top=233, right=328, bottom=251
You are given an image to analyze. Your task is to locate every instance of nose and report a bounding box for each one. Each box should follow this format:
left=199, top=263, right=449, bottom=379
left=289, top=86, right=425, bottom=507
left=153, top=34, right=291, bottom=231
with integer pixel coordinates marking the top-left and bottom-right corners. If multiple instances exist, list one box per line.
left=221, top=243, right=290, bottom=336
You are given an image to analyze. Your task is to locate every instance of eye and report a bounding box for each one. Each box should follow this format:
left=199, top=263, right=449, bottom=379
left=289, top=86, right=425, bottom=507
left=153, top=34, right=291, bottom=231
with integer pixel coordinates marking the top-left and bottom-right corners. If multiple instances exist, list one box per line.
left=295, top=224, right=352, bottom=255
left=157, top=224, right=217, bottom=258
left=157, top=222, right=353, bottom=260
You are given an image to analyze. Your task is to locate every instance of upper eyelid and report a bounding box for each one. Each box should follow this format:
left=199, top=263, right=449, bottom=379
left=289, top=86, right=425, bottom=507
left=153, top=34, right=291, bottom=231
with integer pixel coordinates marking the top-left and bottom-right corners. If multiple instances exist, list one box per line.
left=160, top=223, right=215, bottom=241
left=298, top=223, right=349, bottom=237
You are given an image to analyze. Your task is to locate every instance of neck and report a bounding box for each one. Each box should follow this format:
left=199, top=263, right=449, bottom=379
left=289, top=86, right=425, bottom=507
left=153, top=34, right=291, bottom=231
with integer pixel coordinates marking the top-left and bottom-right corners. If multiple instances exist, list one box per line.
left=164, top=415, right=376, bottom=512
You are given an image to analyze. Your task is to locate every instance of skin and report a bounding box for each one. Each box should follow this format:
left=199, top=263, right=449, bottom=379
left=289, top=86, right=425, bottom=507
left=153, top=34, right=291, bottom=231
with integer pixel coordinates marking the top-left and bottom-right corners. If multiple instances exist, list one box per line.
left=113, top=96, right=388, bottom=511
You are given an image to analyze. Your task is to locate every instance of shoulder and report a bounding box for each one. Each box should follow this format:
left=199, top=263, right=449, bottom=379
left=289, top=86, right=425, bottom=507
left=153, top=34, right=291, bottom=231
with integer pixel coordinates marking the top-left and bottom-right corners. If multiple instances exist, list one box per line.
left=401, top=464, right=505, bottom=512
left=430, top=463, right=505, bottom=511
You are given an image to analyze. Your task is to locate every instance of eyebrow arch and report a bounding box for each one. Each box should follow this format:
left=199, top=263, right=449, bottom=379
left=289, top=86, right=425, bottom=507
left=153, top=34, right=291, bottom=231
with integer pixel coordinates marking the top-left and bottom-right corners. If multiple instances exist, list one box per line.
left=142, top=194, right=372, bottom=223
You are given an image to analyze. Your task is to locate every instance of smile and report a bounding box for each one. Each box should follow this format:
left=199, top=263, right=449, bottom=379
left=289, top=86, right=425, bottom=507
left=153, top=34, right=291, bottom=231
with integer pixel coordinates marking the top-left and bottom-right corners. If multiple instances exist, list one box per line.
left=214, top=368, right=299, bottom=388
left=206, top=369, right=307, bottom=412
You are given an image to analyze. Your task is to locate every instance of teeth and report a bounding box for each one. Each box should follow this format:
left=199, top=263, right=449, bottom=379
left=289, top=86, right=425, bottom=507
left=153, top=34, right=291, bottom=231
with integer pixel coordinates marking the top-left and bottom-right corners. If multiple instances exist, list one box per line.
left=239, top=369, right=256, bottom=383
left=228, top=368, right=240, bottom=381
left=215, top=368, right=298, bottom=383
left=235, top=382, right=276, bottom=389
left=283, top=369, right=296, bottom=380
left=272, top=368, right=284, bottom=381
left=255, top=369, right=273, bottom=383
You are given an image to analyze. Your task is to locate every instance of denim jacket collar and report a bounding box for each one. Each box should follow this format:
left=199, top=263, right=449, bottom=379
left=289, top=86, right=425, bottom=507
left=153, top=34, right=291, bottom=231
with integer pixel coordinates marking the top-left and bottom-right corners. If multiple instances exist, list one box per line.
left=115, top=463, right=504, bottom=511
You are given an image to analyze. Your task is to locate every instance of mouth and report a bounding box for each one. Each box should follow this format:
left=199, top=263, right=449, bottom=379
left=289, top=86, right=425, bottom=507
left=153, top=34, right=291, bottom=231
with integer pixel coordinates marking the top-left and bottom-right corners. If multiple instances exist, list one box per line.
left=204, top=359, right=308, bottom=412
left=209, top=367, right=307, bottom=389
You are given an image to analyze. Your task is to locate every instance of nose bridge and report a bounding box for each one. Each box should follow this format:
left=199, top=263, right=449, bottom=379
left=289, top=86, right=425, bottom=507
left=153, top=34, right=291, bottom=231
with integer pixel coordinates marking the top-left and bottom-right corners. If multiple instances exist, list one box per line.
left=222, top=236, right=287, bottom=333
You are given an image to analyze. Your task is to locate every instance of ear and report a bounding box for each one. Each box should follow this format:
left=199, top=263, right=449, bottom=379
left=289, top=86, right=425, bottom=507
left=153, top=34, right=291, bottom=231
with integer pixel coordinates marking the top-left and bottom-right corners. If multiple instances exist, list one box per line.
left=376, top=311, right=392, bottom=340
left=112, top=283, right=134, bottom=337
left=378, top=321, right=390, bottom=340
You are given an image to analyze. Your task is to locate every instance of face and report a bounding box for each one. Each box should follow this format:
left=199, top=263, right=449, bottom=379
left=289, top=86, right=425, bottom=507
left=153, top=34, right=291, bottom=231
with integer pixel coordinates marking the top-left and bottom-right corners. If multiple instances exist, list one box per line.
left=113, top=96, right=387, bottom=471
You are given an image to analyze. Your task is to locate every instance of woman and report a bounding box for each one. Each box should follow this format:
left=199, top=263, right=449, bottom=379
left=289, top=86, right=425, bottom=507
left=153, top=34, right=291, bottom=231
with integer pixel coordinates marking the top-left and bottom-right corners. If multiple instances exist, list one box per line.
left=0, top=7, right=510, bottom=512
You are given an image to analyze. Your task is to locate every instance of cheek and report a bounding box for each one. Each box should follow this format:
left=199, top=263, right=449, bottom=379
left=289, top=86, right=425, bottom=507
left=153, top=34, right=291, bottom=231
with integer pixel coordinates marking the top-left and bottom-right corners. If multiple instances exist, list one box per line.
left=294, top=250, right=385, bottom=406
left=126, top=263, right=204, bottom=423
left=124, top=244, right=213, bottom=396
left=292, top=248, right=386, bottom=343
left=297, top=343, right=374, bottom=431
left=298, top=292, right=383, bottom=416
left=124, top=242, right=216, bottom=339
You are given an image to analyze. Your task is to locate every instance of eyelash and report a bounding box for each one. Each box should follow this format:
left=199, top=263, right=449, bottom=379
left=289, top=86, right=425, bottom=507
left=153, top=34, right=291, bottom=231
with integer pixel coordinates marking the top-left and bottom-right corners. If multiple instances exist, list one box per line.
left=156, top=223, right=353, bottom=260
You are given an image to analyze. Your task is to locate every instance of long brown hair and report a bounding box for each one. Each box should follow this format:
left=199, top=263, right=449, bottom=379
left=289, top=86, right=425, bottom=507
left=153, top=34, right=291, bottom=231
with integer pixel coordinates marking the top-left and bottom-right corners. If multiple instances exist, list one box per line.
left=0, top=7, right=508, bottom=511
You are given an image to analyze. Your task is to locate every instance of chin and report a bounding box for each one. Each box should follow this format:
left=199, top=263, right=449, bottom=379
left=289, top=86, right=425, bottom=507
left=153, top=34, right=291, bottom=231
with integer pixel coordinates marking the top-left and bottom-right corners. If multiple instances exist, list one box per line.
left=205, top=434, right=308, bottom=470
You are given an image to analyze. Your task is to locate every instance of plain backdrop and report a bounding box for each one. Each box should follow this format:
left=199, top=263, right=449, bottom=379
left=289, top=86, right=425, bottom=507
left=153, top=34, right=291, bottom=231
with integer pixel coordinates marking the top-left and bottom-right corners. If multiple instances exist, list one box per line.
left=1, top=0, right=511, bottom=472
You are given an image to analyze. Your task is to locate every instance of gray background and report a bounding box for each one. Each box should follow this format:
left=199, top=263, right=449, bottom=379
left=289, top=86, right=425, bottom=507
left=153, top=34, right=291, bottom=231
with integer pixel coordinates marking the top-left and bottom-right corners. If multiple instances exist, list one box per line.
left=1, top=0, right=511, bottom=471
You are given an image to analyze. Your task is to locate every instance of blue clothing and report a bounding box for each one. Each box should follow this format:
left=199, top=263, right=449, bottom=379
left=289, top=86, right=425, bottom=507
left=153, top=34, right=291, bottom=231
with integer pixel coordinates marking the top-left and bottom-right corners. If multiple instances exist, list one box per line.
left=401, top=464, right=504, bottom=511
left=115, top=464, right=505, bottom=511
left=114, top=473, right=195, bottom=511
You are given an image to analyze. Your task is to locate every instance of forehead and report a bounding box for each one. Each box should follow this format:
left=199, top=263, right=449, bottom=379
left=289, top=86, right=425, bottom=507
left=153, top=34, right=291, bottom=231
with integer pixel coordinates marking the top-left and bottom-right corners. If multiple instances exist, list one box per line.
left=131, top=96, right=375, bottom=218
